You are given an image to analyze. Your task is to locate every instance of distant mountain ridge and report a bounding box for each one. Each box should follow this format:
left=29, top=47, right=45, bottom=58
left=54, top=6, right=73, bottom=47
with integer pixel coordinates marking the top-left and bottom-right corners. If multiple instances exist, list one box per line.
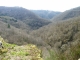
left=0, top=6, right=38, bottom=20
left=31, top=10, right=61, bottom=19
left=0, top=6, right=51, bottom=29
left=52, top=6, right=80, bottom=21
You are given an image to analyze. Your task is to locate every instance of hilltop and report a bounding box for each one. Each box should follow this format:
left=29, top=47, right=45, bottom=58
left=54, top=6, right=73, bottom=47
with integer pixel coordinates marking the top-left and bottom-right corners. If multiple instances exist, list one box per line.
left=52, top=6, right=80, bottom=21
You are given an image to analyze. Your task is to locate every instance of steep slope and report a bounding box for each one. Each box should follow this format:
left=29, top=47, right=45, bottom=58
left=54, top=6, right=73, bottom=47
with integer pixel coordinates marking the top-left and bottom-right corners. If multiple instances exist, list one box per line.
left=30, top=16, right=80, bottom=60
left=0, top=6, right=51, bottom=29
left=0, top=16, right=31, bottom=32
left=31, top=10, right=61, bottom=19
left=0, top=36, right=43, bottom=60
left=52, top=6, right=80, bottom=21
left=0, top=17, right=48, bottom=46
left=0, top=20, right=30, bottom=45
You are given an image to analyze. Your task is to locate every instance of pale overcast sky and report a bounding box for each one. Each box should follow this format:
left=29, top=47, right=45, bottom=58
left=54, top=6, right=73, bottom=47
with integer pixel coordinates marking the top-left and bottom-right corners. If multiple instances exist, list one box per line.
left=0, top=0, right=80, bottom=12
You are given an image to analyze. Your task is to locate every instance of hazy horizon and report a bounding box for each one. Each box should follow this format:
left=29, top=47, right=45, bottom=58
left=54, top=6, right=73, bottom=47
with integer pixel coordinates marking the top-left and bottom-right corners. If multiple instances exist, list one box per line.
left=0, top=0, right=80, bottom=12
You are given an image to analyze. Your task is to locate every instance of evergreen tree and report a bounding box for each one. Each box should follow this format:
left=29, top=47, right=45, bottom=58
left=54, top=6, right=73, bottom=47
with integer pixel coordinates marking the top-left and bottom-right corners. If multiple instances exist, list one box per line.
left=7, top=24, right=10, bottom=28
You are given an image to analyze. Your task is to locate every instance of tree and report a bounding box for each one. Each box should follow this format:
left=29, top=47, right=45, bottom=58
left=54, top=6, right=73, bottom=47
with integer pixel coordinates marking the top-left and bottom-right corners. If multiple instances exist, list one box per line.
left=7, top=24, right=10, bottom=28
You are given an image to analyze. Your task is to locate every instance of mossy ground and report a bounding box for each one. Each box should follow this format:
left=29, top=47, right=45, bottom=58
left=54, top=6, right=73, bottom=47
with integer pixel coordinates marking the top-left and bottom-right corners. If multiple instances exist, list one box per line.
left=0, top=36, right=43, bottom=60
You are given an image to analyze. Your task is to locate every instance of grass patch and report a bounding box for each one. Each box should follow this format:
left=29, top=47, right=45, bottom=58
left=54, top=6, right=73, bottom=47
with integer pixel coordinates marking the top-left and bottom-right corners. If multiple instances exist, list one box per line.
left=11, top=51, right=29, bottom=56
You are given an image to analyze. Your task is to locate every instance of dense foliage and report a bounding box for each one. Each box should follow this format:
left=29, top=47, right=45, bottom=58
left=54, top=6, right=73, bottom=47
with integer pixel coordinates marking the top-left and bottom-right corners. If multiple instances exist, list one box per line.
left=0, top=6, right=80, bottom=60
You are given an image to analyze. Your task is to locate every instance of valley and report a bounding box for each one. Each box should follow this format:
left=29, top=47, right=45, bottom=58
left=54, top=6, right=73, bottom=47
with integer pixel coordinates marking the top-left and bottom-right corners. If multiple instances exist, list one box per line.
left=0, top=6, right=80, bottom=60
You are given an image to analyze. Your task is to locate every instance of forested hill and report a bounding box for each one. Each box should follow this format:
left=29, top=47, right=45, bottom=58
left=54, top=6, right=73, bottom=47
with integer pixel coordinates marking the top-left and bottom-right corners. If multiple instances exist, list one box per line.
left=0, top=6, right=39, bottom=20
left=52, top=6, right=80, bottom=21
left=0, top=6, right=51, bottom=29
left=30, top=16, right=80, bottom=60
